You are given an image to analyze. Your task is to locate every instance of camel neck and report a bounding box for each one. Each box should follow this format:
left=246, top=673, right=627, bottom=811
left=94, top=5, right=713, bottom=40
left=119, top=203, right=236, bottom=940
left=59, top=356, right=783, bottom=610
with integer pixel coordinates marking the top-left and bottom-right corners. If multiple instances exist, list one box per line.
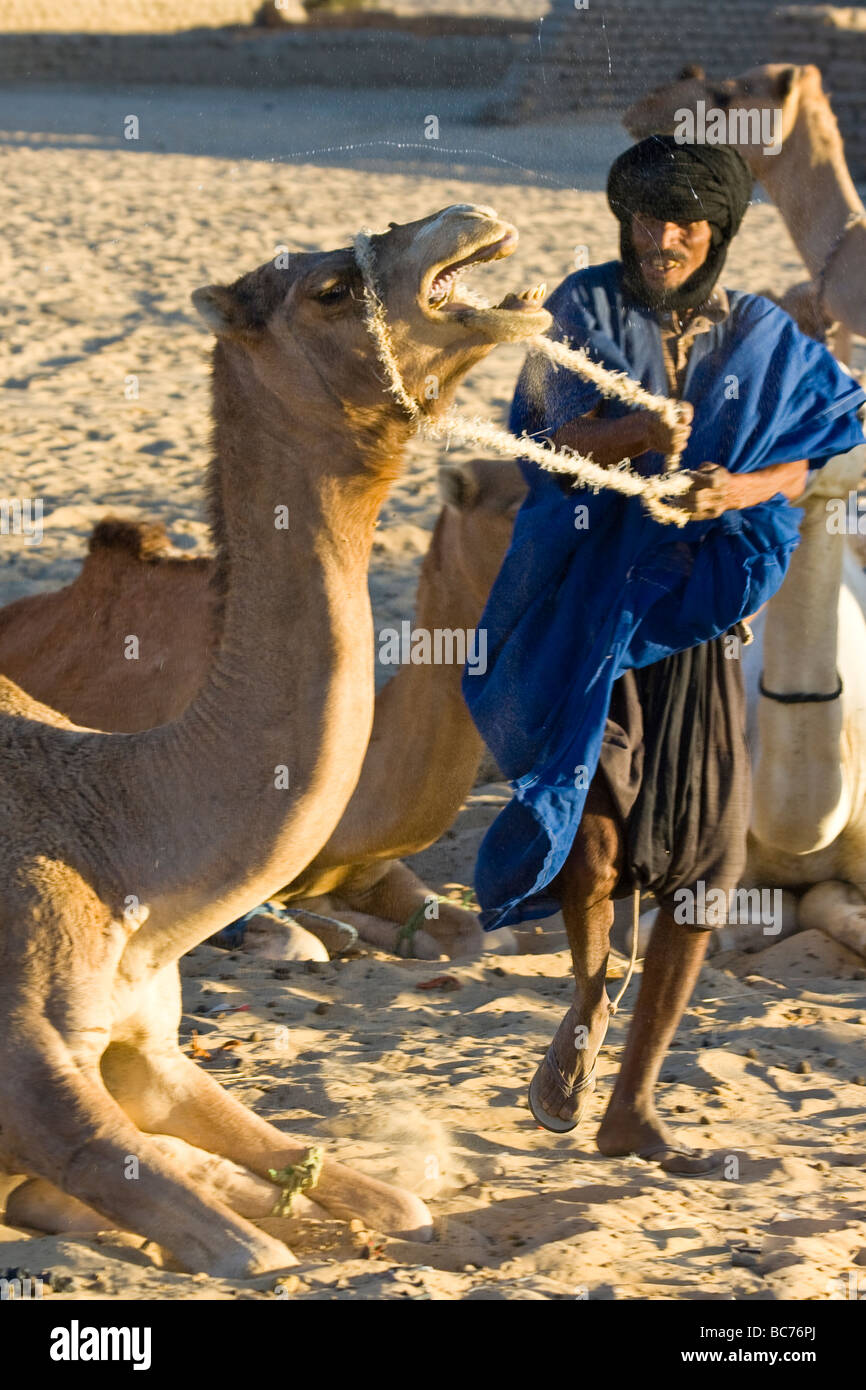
left=317, top=510, right=488, bottom=867
left=123, top=340, right=409, bottom=964
left=758, top=91, right=864, bottom=277
left=755, top=498, right=852, bottom=853
left=762, top=502, right=843, bottom=694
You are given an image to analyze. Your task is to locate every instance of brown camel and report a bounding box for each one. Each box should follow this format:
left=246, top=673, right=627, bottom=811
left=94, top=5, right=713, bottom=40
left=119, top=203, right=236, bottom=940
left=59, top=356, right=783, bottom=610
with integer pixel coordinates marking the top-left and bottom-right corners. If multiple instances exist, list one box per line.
left=0, top=205, right=551, bottom=1274
left=0, top=458, right=524, bottom=961
left=624, top=63, right=866, bottom=340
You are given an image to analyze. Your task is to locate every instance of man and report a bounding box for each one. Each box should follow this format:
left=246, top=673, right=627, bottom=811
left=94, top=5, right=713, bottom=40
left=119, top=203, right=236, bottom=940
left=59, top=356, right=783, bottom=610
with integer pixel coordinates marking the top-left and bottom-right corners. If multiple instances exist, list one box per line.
left=462, top=136, right=865, bottom=1171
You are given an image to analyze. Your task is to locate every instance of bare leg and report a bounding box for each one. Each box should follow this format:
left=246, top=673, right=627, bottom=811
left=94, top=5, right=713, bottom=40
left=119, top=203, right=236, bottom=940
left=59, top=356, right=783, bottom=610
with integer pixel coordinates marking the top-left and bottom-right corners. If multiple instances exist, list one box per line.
left=534, top=779, right=623, bottom=1123
left=596, top=908, right=717, bottom=1173
left=101, top=1041, right=433, bottom=1240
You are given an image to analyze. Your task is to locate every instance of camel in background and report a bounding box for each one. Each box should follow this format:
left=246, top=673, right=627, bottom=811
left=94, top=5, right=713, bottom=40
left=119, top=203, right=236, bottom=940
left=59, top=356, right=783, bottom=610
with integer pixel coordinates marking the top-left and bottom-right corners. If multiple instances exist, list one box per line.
left=0, top=205, right=551, bottom=1272
left=624, top=63, right=866, bottom=341
left=741, top=447, right=866, bottom=956
left=0, top=458, right=524, bottom=961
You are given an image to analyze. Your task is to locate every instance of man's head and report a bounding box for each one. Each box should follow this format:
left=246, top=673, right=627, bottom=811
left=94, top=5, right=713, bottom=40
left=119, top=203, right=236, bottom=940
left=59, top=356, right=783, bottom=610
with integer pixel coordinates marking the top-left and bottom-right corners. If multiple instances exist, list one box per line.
left=607, top=135, right=752, bottom=311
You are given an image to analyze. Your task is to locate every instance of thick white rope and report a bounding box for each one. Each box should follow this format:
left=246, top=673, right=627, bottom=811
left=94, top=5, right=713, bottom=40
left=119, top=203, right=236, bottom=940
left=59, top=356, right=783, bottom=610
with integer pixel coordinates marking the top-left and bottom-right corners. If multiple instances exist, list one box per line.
left=353, top=229, right=694, bottom=527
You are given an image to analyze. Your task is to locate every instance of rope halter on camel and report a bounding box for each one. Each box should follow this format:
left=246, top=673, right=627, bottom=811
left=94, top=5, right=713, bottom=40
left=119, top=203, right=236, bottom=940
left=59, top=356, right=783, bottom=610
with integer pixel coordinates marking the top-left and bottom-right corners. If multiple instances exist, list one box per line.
left=353, top=229, right=695, bottom=527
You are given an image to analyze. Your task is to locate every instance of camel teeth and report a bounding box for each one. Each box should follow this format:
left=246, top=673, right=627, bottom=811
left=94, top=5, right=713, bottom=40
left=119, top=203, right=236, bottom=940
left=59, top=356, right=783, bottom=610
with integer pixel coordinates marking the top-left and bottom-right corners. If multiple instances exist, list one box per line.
left=518, top=283, right=546, bottom=303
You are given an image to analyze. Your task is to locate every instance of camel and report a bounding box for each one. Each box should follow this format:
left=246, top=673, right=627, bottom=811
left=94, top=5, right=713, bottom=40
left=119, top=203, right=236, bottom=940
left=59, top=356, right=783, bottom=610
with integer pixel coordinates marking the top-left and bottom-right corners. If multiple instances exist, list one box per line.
left=623, top=63, right=866, bottom=341
left=0, top=204, right=552, bottom=1274
left=738, top=444, right=866, bottom=955
left=0, top=458, right=523, bottom=961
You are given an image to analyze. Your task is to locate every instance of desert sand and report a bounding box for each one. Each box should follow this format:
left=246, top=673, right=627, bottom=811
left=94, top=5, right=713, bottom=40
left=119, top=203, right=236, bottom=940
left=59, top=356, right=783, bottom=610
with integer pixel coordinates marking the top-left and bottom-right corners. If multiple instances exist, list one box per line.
left=1, top=82, right=865, bottom=1301
left=0, top=0, right=550, bottom=32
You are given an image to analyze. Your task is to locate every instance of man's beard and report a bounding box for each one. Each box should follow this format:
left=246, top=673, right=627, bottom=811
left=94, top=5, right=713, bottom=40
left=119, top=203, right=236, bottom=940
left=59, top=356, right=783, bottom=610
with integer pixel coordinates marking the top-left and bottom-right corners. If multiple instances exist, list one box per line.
left=620, top=225, right=729, bottom=312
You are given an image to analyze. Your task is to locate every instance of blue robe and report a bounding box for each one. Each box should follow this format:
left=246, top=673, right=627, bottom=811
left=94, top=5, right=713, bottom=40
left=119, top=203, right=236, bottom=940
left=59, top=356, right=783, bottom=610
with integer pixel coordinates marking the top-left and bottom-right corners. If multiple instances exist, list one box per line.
left=462, top=261, right=866, bottom=930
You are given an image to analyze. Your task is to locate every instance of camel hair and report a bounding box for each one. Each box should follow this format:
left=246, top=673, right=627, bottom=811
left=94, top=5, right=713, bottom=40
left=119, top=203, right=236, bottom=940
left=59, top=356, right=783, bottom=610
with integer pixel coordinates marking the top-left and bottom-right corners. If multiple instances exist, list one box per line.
left=0, top=204, right=557, bottom=1274
left=624, top=63, right=866, bottom=342
left=0, top=457, right=524, bottom=962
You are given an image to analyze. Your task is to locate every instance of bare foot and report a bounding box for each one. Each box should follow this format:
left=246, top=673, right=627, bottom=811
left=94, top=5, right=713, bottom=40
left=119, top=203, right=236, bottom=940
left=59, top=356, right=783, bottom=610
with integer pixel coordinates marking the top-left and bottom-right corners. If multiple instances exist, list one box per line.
left=597, top=1101, right=720, bottom=1174
left=534, top=1000, right=610, bottom=1126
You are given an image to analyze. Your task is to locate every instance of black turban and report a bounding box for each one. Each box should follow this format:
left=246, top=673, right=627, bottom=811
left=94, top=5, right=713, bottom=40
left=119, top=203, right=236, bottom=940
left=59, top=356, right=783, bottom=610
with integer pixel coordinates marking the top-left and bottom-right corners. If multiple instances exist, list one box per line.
left=606, top=135, right=753, bottom=311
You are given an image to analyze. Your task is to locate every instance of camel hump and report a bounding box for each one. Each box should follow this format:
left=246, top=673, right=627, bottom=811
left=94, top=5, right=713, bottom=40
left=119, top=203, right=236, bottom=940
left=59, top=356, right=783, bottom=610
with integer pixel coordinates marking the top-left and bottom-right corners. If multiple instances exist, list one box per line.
left=87, top=516, right=172, bottom=562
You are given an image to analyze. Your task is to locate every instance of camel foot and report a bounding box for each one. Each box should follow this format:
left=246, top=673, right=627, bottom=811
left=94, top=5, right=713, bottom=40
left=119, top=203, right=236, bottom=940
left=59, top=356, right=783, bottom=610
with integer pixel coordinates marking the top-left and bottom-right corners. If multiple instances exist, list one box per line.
left=290, top=906, right=359, bottom=957
left=6, top=1174, right=298, bottom=1274
left=798, top=880, right=866, bottom=958
left=597, top=1103, right=719, bottom=1175
left=212, top=907, right=329, bottom=961
left=6, top=1136, right=316, bottom=1240
left=311, top=1159, right=433, bottom=1243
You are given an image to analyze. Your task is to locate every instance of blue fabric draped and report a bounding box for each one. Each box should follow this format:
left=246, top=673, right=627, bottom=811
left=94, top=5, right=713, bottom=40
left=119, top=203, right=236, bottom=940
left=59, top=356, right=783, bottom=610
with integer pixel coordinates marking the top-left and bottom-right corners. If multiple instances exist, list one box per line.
left=462, top=261, right=866, bottom=930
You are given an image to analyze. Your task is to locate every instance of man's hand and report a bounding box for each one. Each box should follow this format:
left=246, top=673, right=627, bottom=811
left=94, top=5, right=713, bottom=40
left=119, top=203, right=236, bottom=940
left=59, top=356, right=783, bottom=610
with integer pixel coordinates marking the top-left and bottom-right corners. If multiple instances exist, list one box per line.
left=640, top=401, right=693, bottom=459
left=679, top=457, right=810, bottom=517
left=679, top=462, right=733, bottom=519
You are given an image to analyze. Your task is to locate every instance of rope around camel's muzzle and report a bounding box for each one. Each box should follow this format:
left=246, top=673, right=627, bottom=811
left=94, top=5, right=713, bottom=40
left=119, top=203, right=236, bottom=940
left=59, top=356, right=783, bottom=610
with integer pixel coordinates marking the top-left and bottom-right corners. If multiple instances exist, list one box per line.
left=353, top=229, right=694, bottom=527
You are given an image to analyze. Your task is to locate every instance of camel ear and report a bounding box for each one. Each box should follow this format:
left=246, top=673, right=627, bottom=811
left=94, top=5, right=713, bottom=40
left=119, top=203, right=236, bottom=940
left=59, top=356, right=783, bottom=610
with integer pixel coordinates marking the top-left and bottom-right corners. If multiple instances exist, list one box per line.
left=773, top=65, right=798, bottom=102
left=192, top=285, right=256, bottom=336
left=439, top=462, right=480, bottom=510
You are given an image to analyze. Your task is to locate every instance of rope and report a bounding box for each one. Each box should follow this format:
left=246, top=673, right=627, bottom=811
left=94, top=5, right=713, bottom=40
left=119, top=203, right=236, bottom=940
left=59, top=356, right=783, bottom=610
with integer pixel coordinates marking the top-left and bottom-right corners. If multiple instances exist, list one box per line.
left=608, top=888, right=642, bottom=1017
left=268, top=1146, right=324, bottom=1217
left=353, top=229, right=695, bottom=526
left=395, top=894, right=462, bottom=957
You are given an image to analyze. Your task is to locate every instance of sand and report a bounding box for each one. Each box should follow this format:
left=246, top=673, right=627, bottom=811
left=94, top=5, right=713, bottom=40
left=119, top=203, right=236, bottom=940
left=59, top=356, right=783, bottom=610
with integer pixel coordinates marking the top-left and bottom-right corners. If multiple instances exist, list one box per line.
left=0, top=0, right=550, bottom=32
left=1, top=82, right=865, bottom=1301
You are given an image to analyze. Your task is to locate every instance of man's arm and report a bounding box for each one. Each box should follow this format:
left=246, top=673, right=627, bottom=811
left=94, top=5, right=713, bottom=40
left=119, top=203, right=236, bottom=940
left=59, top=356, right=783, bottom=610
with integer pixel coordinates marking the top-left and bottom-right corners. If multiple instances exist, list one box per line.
left=682, top=459, right=809, bottom=518
left=551, top=405, right=693, bottom=467
left=551, top=406, right=808, bottom=515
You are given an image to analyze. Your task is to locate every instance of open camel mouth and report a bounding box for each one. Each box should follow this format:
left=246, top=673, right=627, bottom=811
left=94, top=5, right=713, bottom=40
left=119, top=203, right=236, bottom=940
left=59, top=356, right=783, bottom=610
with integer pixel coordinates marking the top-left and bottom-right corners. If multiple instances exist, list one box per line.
left=420, top=223, right=551, bottom=340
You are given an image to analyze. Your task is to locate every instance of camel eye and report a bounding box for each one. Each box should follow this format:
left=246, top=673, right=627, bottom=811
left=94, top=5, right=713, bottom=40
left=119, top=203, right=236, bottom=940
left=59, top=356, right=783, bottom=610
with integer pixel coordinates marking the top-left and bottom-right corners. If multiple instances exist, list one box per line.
left=315, top=280, right=350, bottom=307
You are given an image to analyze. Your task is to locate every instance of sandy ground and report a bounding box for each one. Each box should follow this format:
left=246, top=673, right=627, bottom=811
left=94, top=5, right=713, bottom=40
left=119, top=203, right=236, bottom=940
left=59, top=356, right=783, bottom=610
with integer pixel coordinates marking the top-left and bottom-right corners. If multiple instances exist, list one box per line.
left=1, top=83, right=865, bottom=1301
left=0, top=0, right=551, bottom=31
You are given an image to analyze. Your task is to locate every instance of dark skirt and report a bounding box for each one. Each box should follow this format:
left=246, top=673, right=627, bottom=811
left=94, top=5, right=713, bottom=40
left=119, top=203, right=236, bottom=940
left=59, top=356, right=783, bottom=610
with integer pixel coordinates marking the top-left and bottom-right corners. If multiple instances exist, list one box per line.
left=597, top=634, right=751, bottom=916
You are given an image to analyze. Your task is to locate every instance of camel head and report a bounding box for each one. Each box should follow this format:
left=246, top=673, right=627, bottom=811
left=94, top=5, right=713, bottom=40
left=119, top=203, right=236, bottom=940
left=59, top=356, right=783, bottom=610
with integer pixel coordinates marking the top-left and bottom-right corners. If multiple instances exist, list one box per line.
left=623, top=63, right=816, bottom=175
left=191, top=205, right=551, bottom=425
left=437, top=457, right=527, bottom=606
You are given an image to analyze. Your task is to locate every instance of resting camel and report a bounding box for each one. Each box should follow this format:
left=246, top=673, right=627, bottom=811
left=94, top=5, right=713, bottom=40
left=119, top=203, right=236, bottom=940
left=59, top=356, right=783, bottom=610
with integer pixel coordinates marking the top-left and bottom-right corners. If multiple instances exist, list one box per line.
left=0, top=459, right=523, bottom=961
left=0, top=205, right=551, bottom=1273
left=624, top=63, right=866, bottom=340
left=740, top=445, right=866, bottom=955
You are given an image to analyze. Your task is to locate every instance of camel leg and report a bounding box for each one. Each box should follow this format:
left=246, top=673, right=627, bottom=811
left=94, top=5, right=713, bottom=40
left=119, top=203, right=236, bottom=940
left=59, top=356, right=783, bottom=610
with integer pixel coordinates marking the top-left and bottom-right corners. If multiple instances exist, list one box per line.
left=101, top=1041, right=433, bottom=1241
left=798, top=880, right=866, bottom=958
left=6, top=1179, right=109, bottom=1235
left=534, top=778, right=623, bottom=1124
left=337, top=859, right=516, bottom=958
left=6, top=1134, right=316, bottom=1234
left=312, top=901, right=445, bottom=960
left=0, top=1037, right=295, bottom=1276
